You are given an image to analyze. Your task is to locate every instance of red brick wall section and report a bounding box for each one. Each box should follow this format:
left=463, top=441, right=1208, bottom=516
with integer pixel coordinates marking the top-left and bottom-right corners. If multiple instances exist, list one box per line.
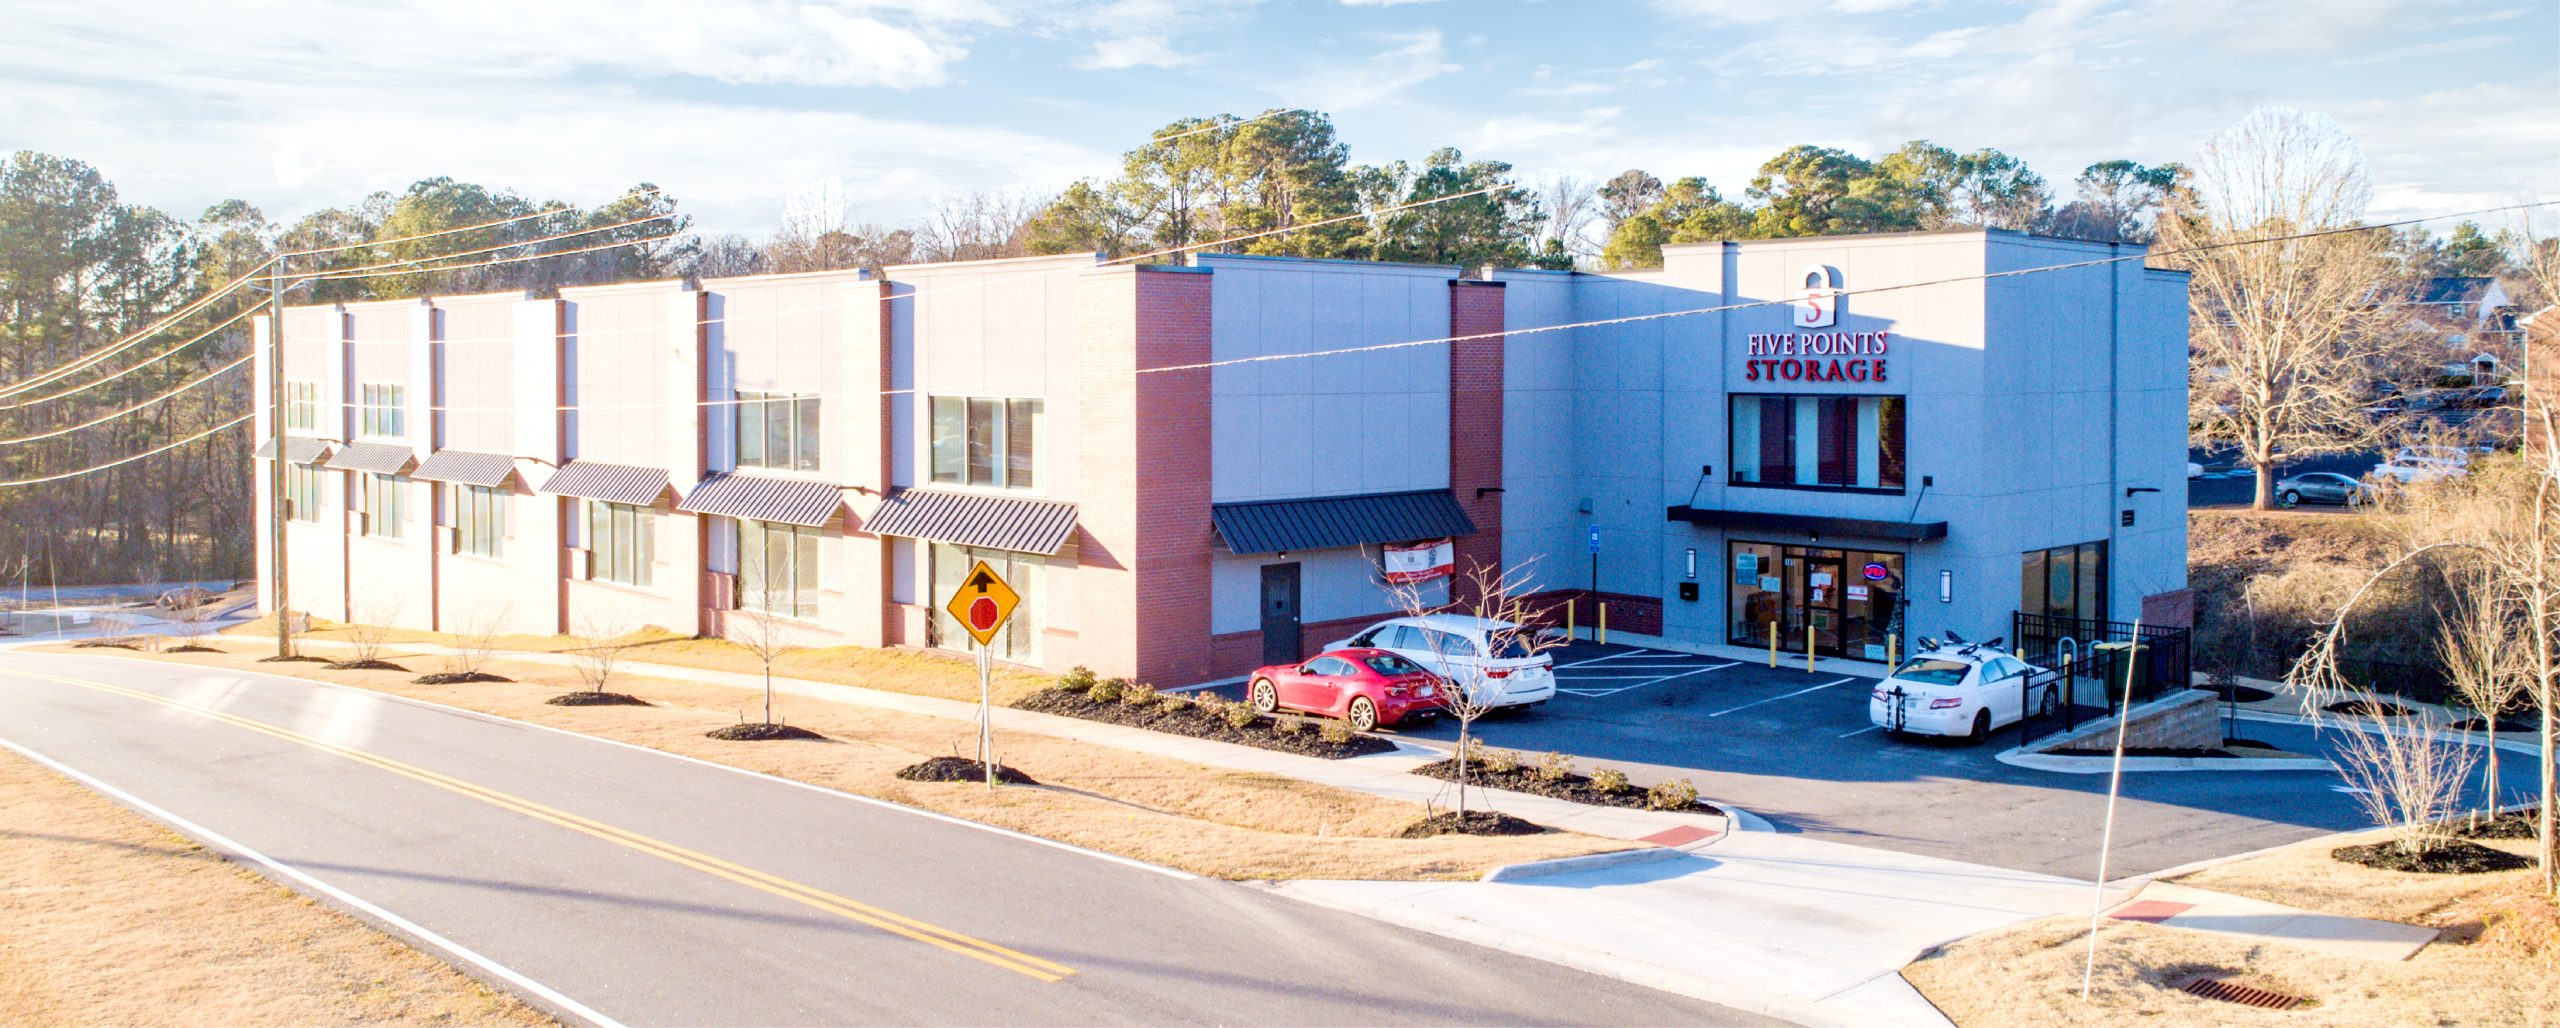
left=1074, top=266, right=1216, bottom=685
left=1447, top=280, right=1506, bottom=605
left=2140, top=588, right=2195, bottom=630
left=1521, top=589, right=1665, bottom=636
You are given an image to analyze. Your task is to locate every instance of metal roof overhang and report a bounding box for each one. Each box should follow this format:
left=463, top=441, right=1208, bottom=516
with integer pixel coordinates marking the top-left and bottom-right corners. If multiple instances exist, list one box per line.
left=1211, top=488, right=1477, bottom=555
left=319, top=441, right=416, bottom=475
left=1664, top=504, right=1948, bottom=541
left=678, top=473, right=846, bottom=528
left=253, top=437, right=336, bottom=465
left=864, top=487, right=1080, bottom=555
left=410, top=449, right=520, bottom=487
left=538, top=460, right=672, bottom=505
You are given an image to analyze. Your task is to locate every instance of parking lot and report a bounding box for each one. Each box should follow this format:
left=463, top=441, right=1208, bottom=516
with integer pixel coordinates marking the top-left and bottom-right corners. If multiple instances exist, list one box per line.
left=1242, top=638, right=2534, bottom=879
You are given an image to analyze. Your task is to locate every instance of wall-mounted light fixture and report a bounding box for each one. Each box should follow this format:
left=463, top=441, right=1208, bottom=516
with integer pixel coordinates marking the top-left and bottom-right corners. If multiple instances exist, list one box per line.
left=1939, top=569, right=1954, bottom=603
left=1685, top=547, right=1697, bottom=580
left=1475, top=486, right=1507, bottom=499
left=2124, top=486, right=2160, bottom=498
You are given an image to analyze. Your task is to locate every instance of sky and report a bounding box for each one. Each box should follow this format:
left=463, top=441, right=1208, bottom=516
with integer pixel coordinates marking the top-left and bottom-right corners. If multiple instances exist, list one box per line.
left=2, top=0, right=2553, bottom=242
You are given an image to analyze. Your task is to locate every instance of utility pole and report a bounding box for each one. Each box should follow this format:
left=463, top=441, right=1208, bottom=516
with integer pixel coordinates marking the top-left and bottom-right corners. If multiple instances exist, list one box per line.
left=268, top=252, right=292, bottom=659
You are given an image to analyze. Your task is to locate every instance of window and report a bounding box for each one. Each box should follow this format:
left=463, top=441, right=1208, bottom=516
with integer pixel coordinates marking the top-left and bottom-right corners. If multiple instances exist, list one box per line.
left=736, top=391, right=820, bottom=471
left=283, top=381, right=319, bottom=432
left=586, top=501, right=655, bottom=587
left=2021, top=541, right=2108, bottom=624
left=737, top=520, right=821, bottom=618
left=1892, top=659, right=1969, bottom=686
left=359, top=383, right=405, bottom=438
left=1728, top=394, right=1906, bottom=491
left=1362, top=654, right=1425, bottom=677
left=357, top=473, right=405, bottom=539
left=1727, top=542, right=1904, bottom=660
left=928, top=543, right=1043, bottom=663
left=929, top=396, right=1042, bottom=489
left=283, top=464, right=323, bottom=523
left=451, top=484, right=508, bottom=558
left=1305, top=656, right=1356, bottom=676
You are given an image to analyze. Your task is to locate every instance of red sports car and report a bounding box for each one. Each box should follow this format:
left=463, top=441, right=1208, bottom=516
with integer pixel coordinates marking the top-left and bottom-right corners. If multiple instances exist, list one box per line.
left=1247, top=647, right=1446, bottom=731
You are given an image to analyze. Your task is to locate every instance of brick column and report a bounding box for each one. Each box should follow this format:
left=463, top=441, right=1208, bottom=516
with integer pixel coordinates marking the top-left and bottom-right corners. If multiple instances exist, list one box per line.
left=1075, top=265, right=1215, bottom=684
left=1448, top=279, right=1507, bottom=605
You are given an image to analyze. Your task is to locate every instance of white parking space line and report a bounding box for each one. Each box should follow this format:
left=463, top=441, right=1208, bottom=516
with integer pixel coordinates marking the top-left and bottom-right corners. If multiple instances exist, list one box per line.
left=1553, top=649, right=1665, bottom=669
left=1551, top=662, right=1740, bottom=698
left=1838, top=724, right=1883, bottom=738
left=1706, top=676, right=1861, bottom=718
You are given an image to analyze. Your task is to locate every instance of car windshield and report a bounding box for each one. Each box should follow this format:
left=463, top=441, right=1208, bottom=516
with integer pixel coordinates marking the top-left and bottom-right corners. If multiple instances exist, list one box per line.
left=1893, top=659, right=1970, bottom=686
left=1363, top=654, right=1425, bottom=676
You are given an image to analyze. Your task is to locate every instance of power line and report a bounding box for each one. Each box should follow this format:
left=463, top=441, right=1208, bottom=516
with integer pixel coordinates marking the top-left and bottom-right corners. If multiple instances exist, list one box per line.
left=296, top=210, right=675, bottom=279
left=0, top=304, right=261, bottom=412
left=0, top=413, right=252, bottom=490
left=0, top=354, right=250, bottom=445
left=286, top=186, right=667, bottom=257
left=298, top=230, right=687, bottom=283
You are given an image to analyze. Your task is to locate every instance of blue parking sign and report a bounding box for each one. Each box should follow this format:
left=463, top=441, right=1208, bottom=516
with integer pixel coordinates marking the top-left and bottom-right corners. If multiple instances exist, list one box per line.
left=1587, top=525, right=1601, bottom=553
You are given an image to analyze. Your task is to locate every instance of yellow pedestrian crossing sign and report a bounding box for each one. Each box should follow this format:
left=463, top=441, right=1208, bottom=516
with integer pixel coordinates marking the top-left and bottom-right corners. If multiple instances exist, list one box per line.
left=944, top=560, right=1020, bottom=648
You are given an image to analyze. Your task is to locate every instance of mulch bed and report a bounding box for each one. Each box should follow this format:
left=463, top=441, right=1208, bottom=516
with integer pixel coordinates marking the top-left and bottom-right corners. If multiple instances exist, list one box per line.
left=166, top=644, right=222, bottom=653
left=895, top=756, right=1036, bottom=785
left=2213, top=685, right=2276, bottom=703
left=2456, top=810, right=2540, bottom=840
left=2331, top=839, right=2532, bottom=874
left=2450, top=716, right=2539, bottom=734
left=412, top=671, right=512, bottom=685
left=705, top=722, right=824, bottom=742
left=2324, top=699, right=2413, bottom=717
left=325, top=659, right=407, bottom=672
left=545, top=692, right=648, bottom=707
left=1013, top=688, right=1395, bottom=760
left=2223, top=737, right=2279, bottom=750
left=256, top=654, right=330, bottom=663
left=1400, top=810, right=1546, bottom=838
left=71, top=639, right=140, bottom=650
left=1411, top=758, right=1723, bottom=814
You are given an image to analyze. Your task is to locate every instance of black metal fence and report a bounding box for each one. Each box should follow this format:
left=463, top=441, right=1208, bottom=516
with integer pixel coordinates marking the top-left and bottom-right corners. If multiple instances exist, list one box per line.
left=2007, top=612, right=2196, bottom=747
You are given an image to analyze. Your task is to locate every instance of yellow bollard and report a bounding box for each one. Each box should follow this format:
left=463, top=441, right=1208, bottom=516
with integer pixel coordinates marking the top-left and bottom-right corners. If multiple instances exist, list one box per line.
left=1768, top=621, right=1778, bottom=667
left=1888, top=634, right=1898, bottom=670
left=1598, top=603, right=1609, bottom=647
left=1565, top=599, right=1576, bottom=641
left=1806, top=625, right=1816, bottom=673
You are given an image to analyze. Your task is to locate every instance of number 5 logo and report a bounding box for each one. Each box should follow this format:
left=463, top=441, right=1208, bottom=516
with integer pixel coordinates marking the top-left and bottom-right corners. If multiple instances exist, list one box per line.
left=1792, top=264, right=1839, bottom=329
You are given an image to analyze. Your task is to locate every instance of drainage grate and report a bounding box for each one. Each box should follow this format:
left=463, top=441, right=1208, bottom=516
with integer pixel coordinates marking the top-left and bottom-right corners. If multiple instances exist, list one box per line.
left=2182, top=977, right=2307, bottom=1010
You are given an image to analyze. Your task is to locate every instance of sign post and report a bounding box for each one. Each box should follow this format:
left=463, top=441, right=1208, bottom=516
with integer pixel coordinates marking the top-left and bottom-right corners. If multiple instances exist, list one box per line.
left=942, top=560, right=1021, bottom=790
left=1585, top=525, right=1601, bottom=639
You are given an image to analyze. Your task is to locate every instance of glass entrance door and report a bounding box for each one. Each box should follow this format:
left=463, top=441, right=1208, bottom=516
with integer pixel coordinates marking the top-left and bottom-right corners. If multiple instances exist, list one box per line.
left=1728, top=541, right=1904, bottom=660
left=1802, top=550, right=1845, bottom=655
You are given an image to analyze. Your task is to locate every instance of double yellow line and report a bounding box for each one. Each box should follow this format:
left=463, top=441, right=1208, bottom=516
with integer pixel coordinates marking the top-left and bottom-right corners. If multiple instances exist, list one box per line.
left=17, top=670, right=1075, bottom=983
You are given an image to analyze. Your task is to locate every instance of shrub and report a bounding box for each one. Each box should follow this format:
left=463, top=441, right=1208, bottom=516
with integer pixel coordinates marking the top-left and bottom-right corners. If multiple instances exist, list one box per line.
left=1222, top=701, right=1259, bottom=730
left=1156, top=695, right=1191, bottom=715
left=1318, top=719, right=1356, bottom=746
left=1059, top=666, right=1098, bottom=693
left=1483, top=748, right=1521, bottom=774
left=1458, top=735, right=1490, bottom=766
left=1533, top=750, right=1573, bottom=783
left=1088, top=677, right=1127, bottom=704
left=1123, top=682, right=1159, bottom=706
left=1590, top=767, right=1632, bottom=795
left=1274, top=716, right=1308, bottom=736
left=1647, top=778, right=1700, bottom=811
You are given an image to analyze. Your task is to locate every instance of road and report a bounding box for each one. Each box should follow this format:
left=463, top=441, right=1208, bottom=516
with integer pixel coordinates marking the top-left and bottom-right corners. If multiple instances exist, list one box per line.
left=0, top=651, right=1762, bottom=1026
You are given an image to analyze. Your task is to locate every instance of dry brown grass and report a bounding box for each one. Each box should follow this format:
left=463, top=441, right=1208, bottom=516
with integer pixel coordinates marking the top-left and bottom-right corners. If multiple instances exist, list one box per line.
left=2187, top=509, right=2448, bottom=677
left=223, top=619, right=1055, bottom=705
left=64, top=644, right=1623, bottom=881
left=0, top=748, right=551, bottom=1027
left=1903, top=827, right=2560, bottom=1026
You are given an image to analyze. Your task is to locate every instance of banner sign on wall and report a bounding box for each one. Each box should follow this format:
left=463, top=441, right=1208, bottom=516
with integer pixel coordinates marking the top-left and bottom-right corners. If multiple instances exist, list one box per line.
left=1382, top=539, right=1455, bottom=583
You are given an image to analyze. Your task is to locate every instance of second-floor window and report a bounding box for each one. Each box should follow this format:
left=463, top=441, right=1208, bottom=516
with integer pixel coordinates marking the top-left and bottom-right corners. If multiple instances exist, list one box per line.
left=1729, top=394, right=1906, bottom=492
left=359, top=382, right=405, bottom=438
left=586, top=500, right=654, bottom=587
left=284, top=381, right=319, bottom=432
left=451, top=484, right=508, bottom=558
left=358, top=473, right=405, bottom=539
left=736, top=391, right=820, bottom=471
left=930, top=396, right=1041, bottom=490
left=284, top=463, right=323, bottom=522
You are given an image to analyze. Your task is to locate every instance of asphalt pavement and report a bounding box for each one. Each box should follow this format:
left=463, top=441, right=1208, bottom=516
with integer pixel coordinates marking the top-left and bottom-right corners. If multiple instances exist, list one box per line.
left=0, top=650, right=1764, bottom=1026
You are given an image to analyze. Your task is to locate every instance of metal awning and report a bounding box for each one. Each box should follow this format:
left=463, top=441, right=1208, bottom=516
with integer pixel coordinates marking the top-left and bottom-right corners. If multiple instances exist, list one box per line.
left=320, top=441, right=416, bottom=475
left=538, top=460, right=671, bottom=505
left=411, top=449, right=519, bottom=487
left=1210, top=488, right=1477, bottom=555
left=679, top=473, right=845, bottom=528
left=864, top=487, right=1080, bottom=555
left=1664, top=504, right=1948, bottom=541
left=254, top=437, right=336, bottom=465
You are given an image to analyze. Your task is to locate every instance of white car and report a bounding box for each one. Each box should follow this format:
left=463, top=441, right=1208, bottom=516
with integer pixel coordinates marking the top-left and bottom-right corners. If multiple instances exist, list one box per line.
left=1327, top=614, right=1557, bottom=711
left=2368, top=457, right=2467, bottom=484
left=1868, top=641, right=2053, bottom=742
left=2186, top=461, right=2204, bottom=479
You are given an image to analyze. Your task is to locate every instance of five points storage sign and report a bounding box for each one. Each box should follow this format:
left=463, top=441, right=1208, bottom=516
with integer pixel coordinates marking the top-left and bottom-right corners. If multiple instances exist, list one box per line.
left=945, top=560, right=1020, bottom=647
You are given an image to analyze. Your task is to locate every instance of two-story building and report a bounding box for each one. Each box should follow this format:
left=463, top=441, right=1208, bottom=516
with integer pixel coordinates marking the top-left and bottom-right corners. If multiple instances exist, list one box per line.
left=254, top=228, right=2191, bottom=684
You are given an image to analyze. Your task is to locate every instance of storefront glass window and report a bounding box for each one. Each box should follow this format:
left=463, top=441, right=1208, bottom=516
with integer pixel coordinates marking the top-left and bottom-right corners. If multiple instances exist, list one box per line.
left=1727, top=542, right=1904, bottom=659
left=2020, top=541, right=2109, bottom=624
left=1728, top=394, right=1905, bottom=491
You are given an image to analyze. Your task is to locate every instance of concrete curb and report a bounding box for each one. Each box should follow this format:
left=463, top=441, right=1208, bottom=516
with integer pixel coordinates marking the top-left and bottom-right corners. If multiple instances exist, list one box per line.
left=1480, top=845, right=1685, bottom=882
left=1997, top=751, right=2334, bottom=773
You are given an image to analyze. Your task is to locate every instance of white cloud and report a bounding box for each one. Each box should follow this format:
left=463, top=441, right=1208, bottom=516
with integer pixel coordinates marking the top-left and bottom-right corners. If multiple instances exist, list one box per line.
left=1285, top=29, right=1463, bottom=111
left=1075, top=35, right=1202, bottom=69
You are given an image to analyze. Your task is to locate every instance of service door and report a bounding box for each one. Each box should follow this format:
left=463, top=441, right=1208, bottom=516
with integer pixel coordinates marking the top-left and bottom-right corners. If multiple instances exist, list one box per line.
left=1260, top=563, right=1302, bottom=666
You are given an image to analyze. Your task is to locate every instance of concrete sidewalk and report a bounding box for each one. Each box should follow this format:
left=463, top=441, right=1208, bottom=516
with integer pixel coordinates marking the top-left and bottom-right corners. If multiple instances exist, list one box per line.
left=2107, top=881, right=2436, bottom=961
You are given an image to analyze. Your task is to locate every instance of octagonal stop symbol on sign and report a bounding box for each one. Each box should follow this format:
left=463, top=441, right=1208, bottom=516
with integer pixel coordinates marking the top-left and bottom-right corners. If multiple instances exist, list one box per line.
left=943, top=560, right=1020, bottom=648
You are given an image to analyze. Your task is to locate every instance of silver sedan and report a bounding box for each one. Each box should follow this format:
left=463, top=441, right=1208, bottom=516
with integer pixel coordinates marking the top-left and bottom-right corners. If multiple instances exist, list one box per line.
left=2275, top=471, right=2373, bottom=507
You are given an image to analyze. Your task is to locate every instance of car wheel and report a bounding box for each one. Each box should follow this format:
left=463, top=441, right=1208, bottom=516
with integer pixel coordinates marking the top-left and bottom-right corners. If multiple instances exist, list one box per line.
left=1967, top=709, right=1991, bottom=744
left=2038, top=688, right=2058, bottom=718
left=2282, top=489, right=2302, bottom=506
left=1250, top=679, right=1279, bottom=715
left=1347, top=697, right=1378, bottom=732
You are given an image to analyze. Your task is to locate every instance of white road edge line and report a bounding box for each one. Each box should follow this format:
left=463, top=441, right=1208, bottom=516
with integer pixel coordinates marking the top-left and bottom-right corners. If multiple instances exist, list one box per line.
left=0, top=733, right=626, bottom=1028
left=1707, top=677, right=1861, bottom=718
left=50, top=652, right=1197, bottom=881
left=1838, top=725, right=1883, bottom=738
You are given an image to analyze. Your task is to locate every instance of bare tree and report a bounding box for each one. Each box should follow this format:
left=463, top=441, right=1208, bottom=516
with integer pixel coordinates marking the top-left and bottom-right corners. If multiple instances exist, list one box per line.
left=2161, top=107, right=2424, bottom=509
left=730, top=607, right=803, bottom=726
left=568, top=605, right=639, bottom=696
left=439, top=604, right=510, bottom=682
left=1394, top=560, right=1570, bottom=818
left=915, top=189, right=1041, bottom=263
left=157, top=584, right=216, bottom=646
left=2436, top=561, right=2532, bottom=816
left=339, top=594, right=402, bottom=668
left=1534, top=173, right=1599, bottom=264
left=2328, top=685, right=2480, bottom=857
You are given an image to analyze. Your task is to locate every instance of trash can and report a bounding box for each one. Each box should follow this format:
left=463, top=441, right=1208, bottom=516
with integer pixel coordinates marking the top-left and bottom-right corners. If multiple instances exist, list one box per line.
left=2090, top=641, right=2151, bottom=709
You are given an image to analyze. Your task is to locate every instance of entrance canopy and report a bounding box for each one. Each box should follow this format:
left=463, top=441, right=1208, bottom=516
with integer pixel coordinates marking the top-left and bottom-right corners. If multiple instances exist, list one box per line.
left=1665, top=504, right=1947, bottom=541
